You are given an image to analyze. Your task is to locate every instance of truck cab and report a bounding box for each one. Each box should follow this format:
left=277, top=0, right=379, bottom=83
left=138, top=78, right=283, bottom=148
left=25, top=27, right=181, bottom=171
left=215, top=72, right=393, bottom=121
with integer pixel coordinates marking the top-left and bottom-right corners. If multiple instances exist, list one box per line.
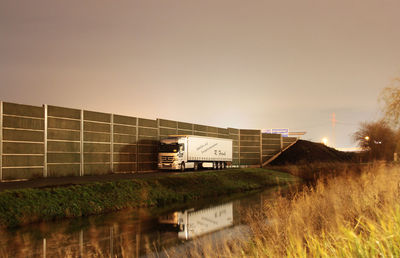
left=158, top=136, right=188, bottom=171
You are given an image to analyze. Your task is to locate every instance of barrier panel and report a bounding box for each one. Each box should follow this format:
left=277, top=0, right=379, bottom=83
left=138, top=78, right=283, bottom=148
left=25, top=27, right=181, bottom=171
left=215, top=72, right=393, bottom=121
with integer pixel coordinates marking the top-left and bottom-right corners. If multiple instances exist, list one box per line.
left=0, top=101, right=296, bottom=180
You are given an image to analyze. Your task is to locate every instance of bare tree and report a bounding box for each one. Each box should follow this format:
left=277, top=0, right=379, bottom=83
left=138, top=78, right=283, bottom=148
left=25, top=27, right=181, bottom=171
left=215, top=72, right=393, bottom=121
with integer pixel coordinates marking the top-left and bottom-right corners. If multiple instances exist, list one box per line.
left=380, top=78, right=400, bottom=128
left=353, top=120, right=397, bottom=161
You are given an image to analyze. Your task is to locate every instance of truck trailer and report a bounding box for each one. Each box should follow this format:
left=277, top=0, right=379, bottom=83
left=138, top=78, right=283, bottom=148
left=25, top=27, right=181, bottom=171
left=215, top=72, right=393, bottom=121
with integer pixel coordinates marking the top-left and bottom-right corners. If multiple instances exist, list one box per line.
left=158, top=135, right=233, bottom=171
left=158, top=202, right=234, bottom=240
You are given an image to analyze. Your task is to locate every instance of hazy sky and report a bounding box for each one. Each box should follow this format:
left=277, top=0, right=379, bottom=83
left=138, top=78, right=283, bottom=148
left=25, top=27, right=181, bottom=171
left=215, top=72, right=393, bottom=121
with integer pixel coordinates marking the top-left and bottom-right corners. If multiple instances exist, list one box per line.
left=1, top=0, right=400, bottom=148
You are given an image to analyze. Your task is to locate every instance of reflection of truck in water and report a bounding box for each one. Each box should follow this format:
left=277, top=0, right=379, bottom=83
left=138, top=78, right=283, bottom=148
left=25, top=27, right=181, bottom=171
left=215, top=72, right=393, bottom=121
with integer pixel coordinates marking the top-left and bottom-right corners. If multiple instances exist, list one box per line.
left=158, top=203, right=234, bottom=240
left=158, top=135, right=233, bottom=171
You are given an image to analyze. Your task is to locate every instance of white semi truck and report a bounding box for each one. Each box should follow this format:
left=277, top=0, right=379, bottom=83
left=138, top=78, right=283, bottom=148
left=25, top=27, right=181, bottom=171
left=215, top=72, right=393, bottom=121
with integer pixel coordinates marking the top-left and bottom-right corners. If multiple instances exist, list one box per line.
left=158, top=135, right=233, bottom=171
left=158, top=202, right=234, bottom=240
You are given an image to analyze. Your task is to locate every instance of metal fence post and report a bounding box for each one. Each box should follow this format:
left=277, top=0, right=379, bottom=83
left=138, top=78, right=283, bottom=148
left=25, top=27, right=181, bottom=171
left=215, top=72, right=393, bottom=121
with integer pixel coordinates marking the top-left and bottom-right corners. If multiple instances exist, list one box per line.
left=80, top=110, right=84, bottom=176
left=110, top=114, right=114, bottom=172
left=238, top=129, right=241, bottom=168
left=43, top=104, right=48, bottom=178
left=157, top=118, right=161, bottom=141
left=0, top=101, right=3, bottom=181
left=259, top=131, right=262, bottom=168
left=136, top=117, right=139, bottom=173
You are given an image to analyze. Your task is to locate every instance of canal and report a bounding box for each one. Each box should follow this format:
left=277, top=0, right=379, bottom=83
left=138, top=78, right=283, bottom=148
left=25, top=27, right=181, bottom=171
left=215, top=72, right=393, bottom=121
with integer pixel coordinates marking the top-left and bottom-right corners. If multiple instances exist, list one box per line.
left=0, top=187, right=284, bottom=257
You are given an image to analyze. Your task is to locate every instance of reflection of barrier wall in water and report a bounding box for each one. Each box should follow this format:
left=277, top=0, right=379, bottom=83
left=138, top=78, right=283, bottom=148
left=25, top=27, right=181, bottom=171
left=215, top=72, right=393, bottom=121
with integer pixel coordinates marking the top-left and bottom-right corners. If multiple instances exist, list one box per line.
left=158, top=202, right=234, bottom=240
left=2, top=199, right=257, bottom=257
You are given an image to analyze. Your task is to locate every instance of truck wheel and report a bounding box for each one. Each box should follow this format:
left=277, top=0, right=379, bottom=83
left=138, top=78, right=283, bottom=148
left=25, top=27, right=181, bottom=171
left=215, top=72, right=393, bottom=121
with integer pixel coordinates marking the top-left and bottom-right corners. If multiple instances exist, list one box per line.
left=180, top=162, right=185, bottom=172
left=194, top=162, right=198, bottom=171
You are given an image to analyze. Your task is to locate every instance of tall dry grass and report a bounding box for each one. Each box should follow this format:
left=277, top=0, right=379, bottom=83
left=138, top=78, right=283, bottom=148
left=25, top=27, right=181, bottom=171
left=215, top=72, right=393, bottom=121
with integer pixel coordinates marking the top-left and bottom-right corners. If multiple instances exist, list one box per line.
left=178, top=163, right=400, bottom=257
left=240, top=163, right=400, bottom=257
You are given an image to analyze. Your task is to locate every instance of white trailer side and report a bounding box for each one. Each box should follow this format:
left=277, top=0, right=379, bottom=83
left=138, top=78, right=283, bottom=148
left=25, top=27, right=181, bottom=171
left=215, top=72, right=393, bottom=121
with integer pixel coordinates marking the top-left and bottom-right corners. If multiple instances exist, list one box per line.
left=186, top=135, right=232, bottom=162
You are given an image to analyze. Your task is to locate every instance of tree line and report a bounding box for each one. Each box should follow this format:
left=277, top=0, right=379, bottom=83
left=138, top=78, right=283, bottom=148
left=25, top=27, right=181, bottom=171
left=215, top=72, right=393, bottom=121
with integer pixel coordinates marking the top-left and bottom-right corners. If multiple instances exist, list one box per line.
left=353, top=78, right=400, bottom=161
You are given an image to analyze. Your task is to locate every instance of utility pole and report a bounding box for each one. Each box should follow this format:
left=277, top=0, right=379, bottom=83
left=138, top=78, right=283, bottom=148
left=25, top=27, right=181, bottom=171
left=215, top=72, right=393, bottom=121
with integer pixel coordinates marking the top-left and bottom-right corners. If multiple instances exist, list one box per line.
left=331, top=112, right=336, bottom=148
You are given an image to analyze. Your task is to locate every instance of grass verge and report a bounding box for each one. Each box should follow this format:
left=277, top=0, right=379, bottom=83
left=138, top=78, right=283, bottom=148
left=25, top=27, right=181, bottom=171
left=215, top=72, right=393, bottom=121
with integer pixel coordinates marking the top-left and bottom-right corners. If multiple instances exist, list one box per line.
left=0, top=168, right=298, bottom=228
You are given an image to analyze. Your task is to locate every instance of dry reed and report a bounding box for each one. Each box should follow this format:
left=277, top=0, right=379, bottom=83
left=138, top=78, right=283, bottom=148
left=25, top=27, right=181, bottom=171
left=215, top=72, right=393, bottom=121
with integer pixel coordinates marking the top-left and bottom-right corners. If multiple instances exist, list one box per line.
left=182, top=163, right=400, bottom=257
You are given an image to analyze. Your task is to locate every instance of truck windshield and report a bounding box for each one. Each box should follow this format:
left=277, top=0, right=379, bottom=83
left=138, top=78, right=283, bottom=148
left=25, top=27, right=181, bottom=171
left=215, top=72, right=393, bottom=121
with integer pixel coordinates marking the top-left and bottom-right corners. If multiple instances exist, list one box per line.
left=159, top=143, right=180, bottom=153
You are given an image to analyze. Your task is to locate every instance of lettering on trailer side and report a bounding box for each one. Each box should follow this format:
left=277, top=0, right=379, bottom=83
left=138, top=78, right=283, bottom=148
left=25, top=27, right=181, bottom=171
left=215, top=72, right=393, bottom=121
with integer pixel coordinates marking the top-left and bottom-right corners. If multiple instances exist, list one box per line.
left=196, top=142, right=208, bottom=151
left=214, top=150, right=226, bottom=156
left=201, top=143, right=218, bottom=153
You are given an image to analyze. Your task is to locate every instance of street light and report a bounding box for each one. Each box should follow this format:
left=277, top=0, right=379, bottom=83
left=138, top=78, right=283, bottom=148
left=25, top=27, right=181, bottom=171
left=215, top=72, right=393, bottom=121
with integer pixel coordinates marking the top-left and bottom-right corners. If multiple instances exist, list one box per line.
left=365, top=136, right=370, bottom=141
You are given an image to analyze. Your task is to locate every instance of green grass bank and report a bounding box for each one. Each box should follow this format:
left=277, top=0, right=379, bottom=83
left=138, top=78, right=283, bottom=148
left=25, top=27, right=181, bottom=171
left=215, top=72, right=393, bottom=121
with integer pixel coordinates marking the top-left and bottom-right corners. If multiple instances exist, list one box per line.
left=0, top=168, right=298, bottom=228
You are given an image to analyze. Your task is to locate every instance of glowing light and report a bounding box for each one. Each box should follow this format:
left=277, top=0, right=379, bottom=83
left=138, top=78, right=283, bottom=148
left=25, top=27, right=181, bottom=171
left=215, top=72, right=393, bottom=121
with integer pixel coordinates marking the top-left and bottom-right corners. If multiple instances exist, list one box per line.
left=322, top=137, right=328, bottom=145
left=365, top=136, right=370, bottom=141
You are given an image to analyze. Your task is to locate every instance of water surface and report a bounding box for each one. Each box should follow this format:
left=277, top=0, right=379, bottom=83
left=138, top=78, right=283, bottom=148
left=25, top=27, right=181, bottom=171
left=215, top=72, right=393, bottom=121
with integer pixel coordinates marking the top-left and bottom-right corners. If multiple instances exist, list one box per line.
left=0, top=187, right=284, bottom=257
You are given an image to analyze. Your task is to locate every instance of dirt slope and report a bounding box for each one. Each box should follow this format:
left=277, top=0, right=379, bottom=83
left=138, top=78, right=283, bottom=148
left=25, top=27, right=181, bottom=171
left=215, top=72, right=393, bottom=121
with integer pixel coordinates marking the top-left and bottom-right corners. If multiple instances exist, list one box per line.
left=270, top=140, right=356, bottom=165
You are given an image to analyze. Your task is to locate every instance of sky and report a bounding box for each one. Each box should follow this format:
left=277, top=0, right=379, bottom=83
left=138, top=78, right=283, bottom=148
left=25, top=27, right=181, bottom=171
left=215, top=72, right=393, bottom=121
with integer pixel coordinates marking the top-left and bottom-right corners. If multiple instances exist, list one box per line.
left=1, top=0, right=400, bottom=148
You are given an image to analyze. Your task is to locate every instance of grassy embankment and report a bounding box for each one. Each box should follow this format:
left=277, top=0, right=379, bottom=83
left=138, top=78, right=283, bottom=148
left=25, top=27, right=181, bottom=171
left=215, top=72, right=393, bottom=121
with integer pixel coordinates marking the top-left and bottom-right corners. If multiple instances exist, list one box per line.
left=188, top=163, right=400, bottom=257
left=0, top=168, right=298, bottom=228
left=268, top=161, right=365, bottom=182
